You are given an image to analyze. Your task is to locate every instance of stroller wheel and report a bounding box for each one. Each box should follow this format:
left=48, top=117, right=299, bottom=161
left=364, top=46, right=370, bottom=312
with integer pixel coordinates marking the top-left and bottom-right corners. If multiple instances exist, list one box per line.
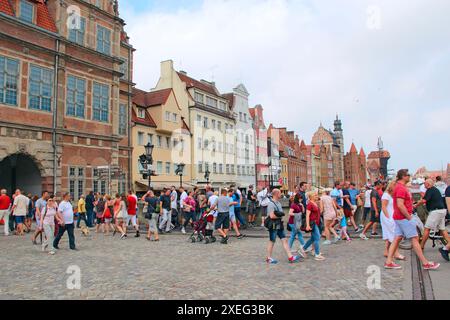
left=205, top=237, right=210, bottom=244
left=190, top=235, right=196, bottom=243
left=211, top=236, right=216, bottom=243
left=198, top=234, right=204, bottom=242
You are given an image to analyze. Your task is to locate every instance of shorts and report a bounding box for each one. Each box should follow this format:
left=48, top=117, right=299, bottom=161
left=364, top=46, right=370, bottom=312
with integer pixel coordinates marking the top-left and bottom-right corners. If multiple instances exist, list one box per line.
left=344, top=208, right=353, bottom=218
left=126, top=215, right=137, bottom=227
left=247, top=202, right=256, bottom=214
left=261, top=206, right=268, bottom=217
left=394, top=219, right=418, bottom=239
left=15, top=216, right=25, bottom=224
left=269, top=229, right=286, bottom=242
left=215, top=212, right=230, bottom=230
left=183, top=211, right=195, bottom=222
left=425, top=209, right=447, bottom=231
left=370, top=210, right=380, bottom=223
left=96, top=217, right=103, bottom=224
left=363, top=207, right=371, bottom=220
left=229, top=211, right=236, bottom=223
left=147, top=218, right=158, bottom=232
left=104, top=218, right=111, bottom=224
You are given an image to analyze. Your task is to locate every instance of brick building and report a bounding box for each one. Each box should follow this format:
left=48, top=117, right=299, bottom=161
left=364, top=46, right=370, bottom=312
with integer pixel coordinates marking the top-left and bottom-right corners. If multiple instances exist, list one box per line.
left=278, top=128, right=307, bottom=192
left=343, top=143, right=367, bottom=188
left=0, top=0, right=134, bottom=197
left=249, top=105, right=269, bottom=189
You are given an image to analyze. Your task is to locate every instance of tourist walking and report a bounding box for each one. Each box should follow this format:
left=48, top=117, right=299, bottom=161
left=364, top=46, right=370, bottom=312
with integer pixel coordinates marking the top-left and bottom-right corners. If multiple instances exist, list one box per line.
left=246, top=185, right=257, bottom=227
left=114, top=194, right=128, bottom=239
left=159, top=188, right=172, bottom=233
left=320, top=188, right=339, bottom=245
left=11, top=189, right=29, bottom=236
left=40, top=195, right=59, bottom=255
left=385, top=169, right=439, bottom=270
left=288, top=195, right=306, bottom=256
left=102, top=195, right=113, bottom=235
left=85, top=191, right=95, bottom=227
left=265, top=189, right=299, bottom=264
left=228, top=189, right=244, bottom=239
left=181, top=190, right=196, bottom=234
left=0, top=189, right=11, bottom=236
left=126, top=190, right=140, bottom=237
left=77, top=195, right=88, bottom=228
left=170, top=186, right=179, bottom=229
left=361, top=186, right=372, bottom=229
left=360, top=180, right=383, bottom=240
left=342, top=182, right=361, bottom=232
left=143, top=190, right=160, bottom=241
left=95, top=195, right=106, bottom=233
left=216, top=189, right=231, bottom=244
left=25, top=193, right=35, bottom=233
left=53, top=193, right=77, bottom=251
left=32, top=191, right=49, bottom=244
left=381, top=181, right=403, bottom=260
left=303, top=192, right=325, bottom=261
left=257, top=186, right=270, bottom=227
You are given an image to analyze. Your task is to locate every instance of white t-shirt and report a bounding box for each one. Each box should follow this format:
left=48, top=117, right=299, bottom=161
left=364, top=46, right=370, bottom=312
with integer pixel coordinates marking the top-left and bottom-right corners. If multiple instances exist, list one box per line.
left=170, top=190, right=178, bottom=209
left=236, top=189, right=242, bottom=204
left=179, top=191, right=188, bottom=208
left=419, top=184, right=426, bottom=195
left=364, top=190, right=372, bottom=208
left=258, top=189, right=270, bottom=207
left=208, top=195, right=219, bottom=216
left=13, top=194, right=30, bottom=216
left=381, top=193, right=394, bottom=219
left=58, top=200, right=74, bottom=224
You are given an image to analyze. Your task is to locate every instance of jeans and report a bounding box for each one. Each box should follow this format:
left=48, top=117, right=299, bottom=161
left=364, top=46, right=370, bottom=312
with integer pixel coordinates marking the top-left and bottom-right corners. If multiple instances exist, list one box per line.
left=0, top=210, right=10, bottom=235
left=159, top=209, right=172, bottom=232
left=303, top=224, right=321, bottom=255
left=234, top=207, right=246, bottom=226
left=53, top=223, right=76, bottom=250
left=86, top=208, right=94, bottom=227
left=42, top=224, right=56, bottom=252
left=183, top=211, right=195, bottom=228
left=288, top=224, right=305, bottom=249
left=77, top=213, right=88, bottom=228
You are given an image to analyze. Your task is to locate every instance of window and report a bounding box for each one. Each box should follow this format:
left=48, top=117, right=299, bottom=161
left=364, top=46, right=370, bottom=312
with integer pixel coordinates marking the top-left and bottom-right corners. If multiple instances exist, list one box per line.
left=19, top=0, right=34, bottom=23
left=195, top=92, right=204, bottom=103
left=147, top=134, right=153, bottom=144
left=225, top=124, right=228, bottom=131
left=172, top=113, right=177, bottom=122
left=197, top=138, right=202, bottom=149
left=96, top=25, right=111, bottom=55
left=29, top=65, right=53, bottom=112
left=165, top=162, right=171, bottom=175
left=239, top=112, right=242, bottom=121
left=137, top=108, right=145, bottom=118
left=203, top=117, right=208, bottom=128
left=217, top=121, right=222, bottom=132
left=218, top=142, right=222, bottom=153
left=100, top=180, right=106, bottom=194
left=197, top=115, right=202, bottom=124
left=95, top=0, right=103, bottom=9
left=231, top=165, right=235, bottom=174
left=66, top=75, right=85, bottom=118
left=198, top=162, right=203, bottom=173
left=69, top=16, right=86, bottom=45
left=156, top=161, right=163, bottom=175
left=219, top=101, right=226, bottom=111
left=0, top=56, right=19, bottom=106
left=156, top=135, right=162, bottom=147
left=237, top=165, right=240, bottom=175
left=119, top=104, right=127, bottom=135
left=213, top=163, right=217, bottom=174
left=244, top=114, right=247, bottom=122
left=219, top=164, right=223, bottom=174
left=92, top=82, right=109, bottom=122
left=165, top=111, right=171, bottom=121
left=166, top=137, right=171, bottom=149
left=138, top=132, right=144, bottom=145
left=211, top=119, right=216, bottom=130
left=69, top=167, right=84, bottom=201
left=120, top=59, right=128, bottom=80
left=226, top=164, right=230, bottom=174
left=206, top=97, right=217, bottom=108
left=204, top=139, right=209, bottom=150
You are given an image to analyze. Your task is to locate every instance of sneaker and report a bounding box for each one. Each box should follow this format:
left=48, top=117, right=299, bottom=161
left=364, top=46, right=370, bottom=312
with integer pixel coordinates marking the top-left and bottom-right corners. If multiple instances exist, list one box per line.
left=237, top=234, right=245, bottom=239
left=302, top=246, right=312, bottom=253
left=371, top=232, right=379, bottom=236
left=439, top=248, right=449, bottom=262
left=384, top=262, right=402, bottom=269
left=359, top=233, right=369, bottom=240
left=49, top=251, right=55, bottom=255
left=314, top=254, right=325, bottom=261
left=333, top=237, right=341, bottom=243
left=358, top=224, right=364, bottom=229
left=423, top=262, right=440, bottom=270
left=120, top=233, right=126, bottom=240
left=266, top=257, right=278, bottom=264
left=289, top=255, right=300, bottom=263
left=135, top=231, right=140, bottom=238
left=322, top=240, right=332, bottom=245
left=181, top=227, right=186, bottom=234
left=296, top=249, right=306, bottom=258
left=355, top=228, right=362, bottom=233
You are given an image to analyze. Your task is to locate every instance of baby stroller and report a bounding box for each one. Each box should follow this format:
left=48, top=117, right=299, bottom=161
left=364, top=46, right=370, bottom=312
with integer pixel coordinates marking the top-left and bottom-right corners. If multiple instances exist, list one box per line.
left=189, top=210, right=216, bottom=244
left=203, top=210, right=216, bottom=244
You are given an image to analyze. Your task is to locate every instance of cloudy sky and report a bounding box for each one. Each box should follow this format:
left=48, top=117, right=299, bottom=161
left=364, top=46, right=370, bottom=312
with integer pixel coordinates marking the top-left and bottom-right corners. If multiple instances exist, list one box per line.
left=120, top=0, right=450, bottom=174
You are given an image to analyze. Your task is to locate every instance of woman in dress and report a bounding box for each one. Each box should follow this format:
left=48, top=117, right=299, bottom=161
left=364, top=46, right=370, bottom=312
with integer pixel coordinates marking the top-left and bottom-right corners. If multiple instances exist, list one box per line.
left=381, top=181, right=404, bottom=260
left=320, top=189, right=339, bottom=245
left=114, top=194, right=128, bottom=239
left=102, top=195, right=113, bottom=235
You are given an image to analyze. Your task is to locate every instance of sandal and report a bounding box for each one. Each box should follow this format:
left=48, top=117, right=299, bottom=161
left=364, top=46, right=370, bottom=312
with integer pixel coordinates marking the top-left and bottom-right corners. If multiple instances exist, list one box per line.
left=395, top=255, right=406, bottom=261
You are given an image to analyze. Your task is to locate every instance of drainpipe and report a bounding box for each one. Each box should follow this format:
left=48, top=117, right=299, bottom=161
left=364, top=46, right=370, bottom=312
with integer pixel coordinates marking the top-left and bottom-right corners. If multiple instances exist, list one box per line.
left=127, top=48, right=132, bottom=191
left=52, top=39, right=60, bottom=195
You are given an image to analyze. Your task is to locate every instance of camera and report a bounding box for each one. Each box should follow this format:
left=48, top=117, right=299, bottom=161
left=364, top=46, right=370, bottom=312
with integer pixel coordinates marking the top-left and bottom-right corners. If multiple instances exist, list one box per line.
left=274, top=210, right=285, bottom=218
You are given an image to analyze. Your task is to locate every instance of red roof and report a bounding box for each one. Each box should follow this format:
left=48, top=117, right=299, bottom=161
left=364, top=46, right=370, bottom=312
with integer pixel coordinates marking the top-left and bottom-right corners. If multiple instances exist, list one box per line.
left=349, top=143, right=357, bottom=154
left=222, top=93, right=234, bottom=109
left=133, top=88, right=172, bottom=108
left=359, top=147, right=366, bottom=157
left=0, top=0, right=14, bottom=16
left=181, top=118, right=191, bottom=134
left=35, top=0, right=57, bottom=33
left=131, top=108, right=157, bottom=128
left=248, top=107, right=255, bottom=119
left=368, top=150, right=391, bottom=159
left=177, top=72, right=219, bottom=97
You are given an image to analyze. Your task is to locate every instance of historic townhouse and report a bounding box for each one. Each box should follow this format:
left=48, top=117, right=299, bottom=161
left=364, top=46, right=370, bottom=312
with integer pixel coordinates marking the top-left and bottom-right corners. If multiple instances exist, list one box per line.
left=0, top=0, right=134, bottom=197
left=267, top=124, right=282, bottom=189
left=223, top=84, right=256, bottom=191
left=343, top=143, right=367, bottom=188
left=278, top=128, right=307, bottom=192
left=249, top=105, right=269, bottom=189
left=131, top=87, right=191, bottom=192
left=155, top=60, right=237, bottom=189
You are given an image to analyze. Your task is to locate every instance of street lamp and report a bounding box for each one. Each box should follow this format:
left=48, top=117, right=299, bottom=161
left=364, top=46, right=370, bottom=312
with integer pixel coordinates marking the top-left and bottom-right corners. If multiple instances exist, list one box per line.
left=175, top=163, right=185, bottom=188
left=139, top=142, right=154, bottom=190
left=204, top=168, right=211, bottom=184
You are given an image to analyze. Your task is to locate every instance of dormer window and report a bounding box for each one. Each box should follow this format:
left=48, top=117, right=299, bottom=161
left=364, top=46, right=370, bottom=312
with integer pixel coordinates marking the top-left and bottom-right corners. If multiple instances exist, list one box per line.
left=137, top=108, right=145, bottom=119
left=19, top=0, right=34, bottom=23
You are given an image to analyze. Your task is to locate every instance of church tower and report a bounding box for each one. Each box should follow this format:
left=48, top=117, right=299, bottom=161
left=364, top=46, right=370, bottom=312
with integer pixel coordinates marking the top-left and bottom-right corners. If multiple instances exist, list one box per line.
left=334, top=115, right=344, bottom=180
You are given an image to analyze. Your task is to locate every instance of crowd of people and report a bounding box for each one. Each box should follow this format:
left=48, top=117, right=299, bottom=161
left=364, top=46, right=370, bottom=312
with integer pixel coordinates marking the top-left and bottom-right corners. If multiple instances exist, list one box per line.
left=0, top=169, right=449, bottom=270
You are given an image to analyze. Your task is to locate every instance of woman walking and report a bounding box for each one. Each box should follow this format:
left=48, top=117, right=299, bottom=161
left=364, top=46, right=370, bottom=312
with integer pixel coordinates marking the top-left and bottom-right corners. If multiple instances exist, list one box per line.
left=102, top=195, right=113, bottom=235
left=112, top=193, right=121, bottom=236
left=303, top=192, right=325, bottom=261
left=40, top=195, right=59, bottom=255
left=95, top=195, right=106, bottom=233
left=114, top=194, right=128, bottom=239
left=320, top=189, right=339, bottom=245
left=142, top=190, right=160, bottom=241
left=288, top=195, right=306, bottom=257
left=381, top=181, right=404, bottom=260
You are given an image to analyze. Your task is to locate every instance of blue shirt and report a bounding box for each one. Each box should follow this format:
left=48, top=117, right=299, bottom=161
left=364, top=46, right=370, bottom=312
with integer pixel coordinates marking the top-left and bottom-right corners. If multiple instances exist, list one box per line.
left=340, top=215, right=347, bottom=228
left=227, top=196, right=235, bottom=214
left=232, top=193, right=240, bottom=208
left=331, top=188, right=343, bottom=207
left=348, top=189, right=359, bottom=206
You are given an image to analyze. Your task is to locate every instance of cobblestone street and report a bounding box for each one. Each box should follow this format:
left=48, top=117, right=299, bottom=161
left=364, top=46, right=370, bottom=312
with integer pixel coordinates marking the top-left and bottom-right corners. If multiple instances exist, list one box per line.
left=0, top=227, right=409, bottom=300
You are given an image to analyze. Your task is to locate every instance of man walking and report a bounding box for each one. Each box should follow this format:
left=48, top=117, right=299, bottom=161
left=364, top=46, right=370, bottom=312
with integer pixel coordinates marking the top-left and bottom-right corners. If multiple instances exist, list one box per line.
left=85, top=191, right=95, bottom=227
left=159, top=188, right=172, bottom=233
left=360, top=180, right=383, bottom=240
left=343, top=182, right=362, bottom=233
left=32, top=191, right=49, bottom=243
left=53, top=192, right=77, bottom=251
left=231, top=185, right=247, bottom=229
left=11, top=189, right=29, bottom=236
left=246, top=186, right=257, bottom=227
left=126, top=190, right=140, bottom=237
left=77, top=195, right=88, bottom=228
left=216, top=189, right=231, bottom=244
left=170, top=186, right=179, bottom=229
left=0, top=189, right=11, bottom=236
left=385, top=170, right=439, bottom=270
left=257, top=186, right=270, bottom=227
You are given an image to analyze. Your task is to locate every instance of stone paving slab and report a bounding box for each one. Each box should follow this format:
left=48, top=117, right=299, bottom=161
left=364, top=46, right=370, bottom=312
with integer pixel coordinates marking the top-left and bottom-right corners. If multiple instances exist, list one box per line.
left=0, top=229, right=408, bottom=300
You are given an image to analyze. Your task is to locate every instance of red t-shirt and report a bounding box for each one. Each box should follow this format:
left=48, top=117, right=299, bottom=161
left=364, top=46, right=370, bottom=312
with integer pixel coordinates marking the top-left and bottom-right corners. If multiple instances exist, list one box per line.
left=393, top=183, right=413, bottom=220
left=307, top=202, right=320, bottom=225
left=288, top=203, right=303, bottom=225
left=127, top=195, right=137, bottom=215
left=0, top=194, right=11, bottom=210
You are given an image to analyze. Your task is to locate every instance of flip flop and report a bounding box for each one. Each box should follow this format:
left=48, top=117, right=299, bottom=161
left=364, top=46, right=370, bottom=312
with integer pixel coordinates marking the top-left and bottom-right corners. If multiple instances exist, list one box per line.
left=395, top=255, right=406, bottom=261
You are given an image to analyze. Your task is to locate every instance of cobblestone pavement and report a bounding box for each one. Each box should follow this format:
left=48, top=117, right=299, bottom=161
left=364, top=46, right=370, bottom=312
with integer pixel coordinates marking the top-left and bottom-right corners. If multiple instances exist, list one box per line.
left=0, top=227, right=408, bottom=300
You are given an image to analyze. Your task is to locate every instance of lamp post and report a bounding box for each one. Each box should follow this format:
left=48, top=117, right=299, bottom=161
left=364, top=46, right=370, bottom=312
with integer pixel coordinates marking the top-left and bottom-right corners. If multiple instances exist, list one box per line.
left=204, top=168, right=211, bottom=185
left=139, top=142, right=154, bottom=191
left=175, top=163, right=185, bottom=188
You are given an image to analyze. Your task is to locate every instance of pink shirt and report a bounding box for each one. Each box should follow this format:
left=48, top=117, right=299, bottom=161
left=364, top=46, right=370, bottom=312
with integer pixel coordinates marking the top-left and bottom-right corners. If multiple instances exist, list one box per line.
left=43, top=205, right=58, bottom=226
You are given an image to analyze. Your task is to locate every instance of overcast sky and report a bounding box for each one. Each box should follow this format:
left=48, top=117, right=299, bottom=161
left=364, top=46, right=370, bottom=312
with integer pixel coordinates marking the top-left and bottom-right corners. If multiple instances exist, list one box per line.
left=120, top=0, right=450, bottom=174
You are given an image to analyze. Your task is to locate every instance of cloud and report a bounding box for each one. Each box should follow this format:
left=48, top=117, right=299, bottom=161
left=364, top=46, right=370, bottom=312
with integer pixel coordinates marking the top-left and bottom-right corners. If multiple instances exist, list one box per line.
left=120, top=0, right=450, bottom=172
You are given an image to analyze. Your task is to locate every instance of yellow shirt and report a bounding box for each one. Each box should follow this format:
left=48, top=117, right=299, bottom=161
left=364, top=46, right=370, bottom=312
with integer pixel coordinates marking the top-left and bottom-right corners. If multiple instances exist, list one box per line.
left=78, top=198, right=86, bottom=213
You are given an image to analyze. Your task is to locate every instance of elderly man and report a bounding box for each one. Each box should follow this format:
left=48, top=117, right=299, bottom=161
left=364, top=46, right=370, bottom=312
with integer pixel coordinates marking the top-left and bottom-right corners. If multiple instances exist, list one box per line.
left=416, top=179, right=450, bottom=260
left=11, top=189, right=29, bottom=236
left=0, top=189, right=11, bottom=236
